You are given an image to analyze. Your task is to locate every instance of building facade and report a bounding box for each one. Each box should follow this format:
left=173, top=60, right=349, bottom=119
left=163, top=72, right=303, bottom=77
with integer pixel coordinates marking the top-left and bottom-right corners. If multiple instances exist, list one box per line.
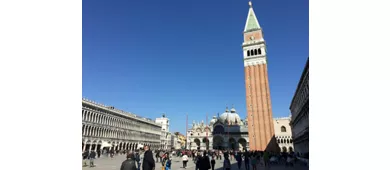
left=242, top=1, right=276, bottom=151
left=187, top=107, right=250, bottom=151
left=155, top=114, right=171, bottom=150
left=289, top=58, right=309, bottom=155
left=274, top=117, right=294, bottom=153
left=82, top=98, right=161, bottom=153
left=187, top=106, right=294, bottom=153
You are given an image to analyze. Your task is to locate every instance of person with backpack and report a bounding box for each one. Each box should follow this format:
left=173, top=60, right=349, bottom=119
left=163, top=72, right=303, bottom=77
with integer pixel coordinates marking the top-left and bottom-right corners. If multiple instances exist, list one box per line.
left=223, top=155, right=231, bottom=170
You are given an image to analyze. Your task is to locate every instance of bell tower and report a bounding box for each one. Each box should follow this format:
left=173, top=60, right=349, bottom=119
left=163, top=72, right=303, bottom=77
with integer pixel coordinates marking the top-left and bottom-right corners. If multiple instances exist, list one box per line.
left=242, top=1, right=275, bottom=151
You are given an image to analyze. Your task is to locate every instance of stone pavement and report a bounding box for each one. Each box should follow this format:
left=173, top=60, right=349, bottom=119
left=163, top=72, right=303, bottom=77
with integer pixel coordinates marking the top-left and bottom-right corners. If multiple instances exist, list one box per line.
left=82, top=155, right=308, bottom=170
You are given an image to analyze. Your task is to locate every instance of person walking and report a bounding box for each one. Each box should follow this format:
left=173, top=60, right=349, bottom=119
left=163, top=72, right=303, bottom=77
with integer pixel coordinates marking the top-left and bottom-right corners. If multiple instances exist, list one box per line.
left=120, top=152, right=137, bottom=170
left=89, top=150, right=96, bottom=167
left=210, top=156, right=216, bottom=170
left=165, top=156, right=172, bottom=170
left=135, top=152, right=141, bottom=170
left=223, top=155, right=231, bottom=170
left=142, top=146, right=155, bottom=170
left=199, top=151, right=211, bottom=170
left=243, top=150, right=250, bottom=170
left=82, top=150, right=89, bottom=167
left=182, top=153, right=189, bottom=169
left=236, top=152, right=242, bottom=170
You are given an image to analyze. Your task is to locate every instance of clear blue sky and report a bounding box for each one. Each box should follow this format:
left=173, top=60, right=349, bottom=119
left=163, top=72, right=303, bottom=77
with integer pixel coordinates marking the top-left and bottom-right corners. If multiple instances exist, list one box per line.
left=82, top=0, right=308, bottom=134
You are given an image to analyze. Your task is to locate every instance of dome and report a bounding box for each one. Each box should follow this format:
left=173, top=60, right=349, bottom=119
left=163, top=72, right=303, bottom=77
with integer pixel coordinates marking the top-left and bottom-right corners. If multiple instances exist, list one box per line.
left=210, top=116, right=218, bottom=125
left=219, top=111, right=241, bottom=125
left=230, top=108, right=236, bottom=113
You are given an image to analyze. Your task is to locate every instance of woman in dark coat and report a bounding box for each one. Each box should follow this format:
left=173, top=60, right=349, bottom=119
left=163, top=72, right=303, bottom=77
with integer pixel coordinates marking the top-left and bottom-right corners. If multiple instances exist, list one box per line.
left=121, top=152, right=137, bottom=170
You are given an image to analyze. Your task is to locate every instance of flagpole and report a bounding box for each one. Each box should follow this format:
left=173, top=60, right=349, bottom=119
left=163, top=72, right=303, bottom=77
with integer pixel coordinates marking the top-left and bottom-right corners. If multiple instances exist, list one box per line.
left=185, top=113, right=188, bottom=150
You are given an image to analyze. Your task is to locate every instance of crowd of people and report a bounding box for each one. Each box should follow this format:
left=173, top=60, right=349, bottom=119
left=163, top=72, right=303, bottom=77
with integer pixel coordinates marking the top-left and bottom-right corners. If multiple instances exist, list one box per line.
left=82, top=146, right=308, bottom=170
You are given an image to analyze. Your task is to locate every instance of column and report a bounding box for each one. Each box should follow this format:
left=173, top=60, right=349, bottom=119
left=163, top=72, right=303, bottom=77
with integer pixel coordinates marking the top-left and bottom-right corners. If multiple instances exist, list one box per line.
left=83, top=142, right=86, bottom=152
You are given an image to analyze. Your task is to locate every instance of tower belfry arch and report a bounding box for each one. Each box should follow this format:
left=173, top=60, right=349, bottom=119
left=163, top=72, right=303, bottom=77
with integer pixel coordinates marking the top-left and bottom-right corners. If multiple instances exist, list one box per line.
left=242, top=1, right=276, bottom=151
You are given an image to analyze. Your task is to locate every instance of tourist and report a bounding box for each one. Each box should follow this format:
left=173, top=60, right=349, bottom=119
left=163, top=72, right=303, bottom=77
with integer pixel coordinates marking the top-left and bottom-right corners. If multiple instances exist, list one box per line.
left=236, top=151, right=242, bottom=170
left=199, top=151, right=211, bottom=170
left=251, top=155, right=257, bottom=170
left=243, top=150, right=250, bottom=170
left=135, top=152, right=141, bottom=170
left=165, top=156, right=172, bottom=170
left=263, top=151, right=269, bottom=167
left=89, top=150, right=96, bottom=167
left=223, top=155, right=231, bottom=170
left=155, top=150, right=160, bottom=163
left=120, top=151, right=137, bottom=170
left=142, top=146, right=155, bottom=170
left=210, top=156, right=216, bottom=170
left=82, top=150, right=89, bottom=167
left=182, top=153, right=189, bottom=169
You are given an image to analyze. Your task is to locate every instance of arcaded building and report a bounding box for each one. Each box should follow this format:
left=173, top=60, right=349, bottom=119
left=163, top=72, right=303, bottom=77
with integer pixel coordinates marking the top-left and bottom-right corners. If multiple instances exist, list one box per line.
left=82, top=98, right=161, bottom=152
left=289, top=58, right=309, bottom=154
left=242, top=1, right=276, bottom=151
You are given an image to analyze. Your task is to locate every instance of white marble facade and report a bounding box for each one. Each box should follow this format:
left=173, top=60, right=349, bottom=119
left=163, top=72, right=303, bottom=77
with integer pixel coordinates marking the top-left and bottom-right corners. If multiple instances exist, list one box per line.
left=82, top=98, right=161, bottom=152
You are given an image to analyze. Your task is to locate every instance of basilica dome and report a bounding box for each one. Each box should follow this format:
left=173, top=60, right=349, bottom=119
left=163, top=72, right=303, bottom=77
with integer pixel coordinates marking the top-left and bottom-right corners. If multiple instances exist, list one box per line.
left=219, top=107, right=241, bottom=125
left=210, top=116, right=218, bottom=125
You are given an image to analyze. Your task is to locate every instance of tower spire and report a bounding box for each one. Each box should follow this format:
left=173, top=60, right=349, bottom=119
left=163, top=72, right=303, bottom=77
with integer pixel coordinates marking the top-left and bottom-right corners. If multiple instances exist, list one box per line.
left=244, top=1, right=261, bottom=32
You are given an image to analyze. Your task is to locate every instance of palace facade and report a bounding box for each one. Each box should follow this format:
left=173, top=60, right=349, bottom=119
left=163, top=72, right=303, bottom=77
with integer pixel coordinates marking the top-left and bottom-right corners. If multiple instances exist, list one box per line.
left=82, top=98, right=161, bottom=152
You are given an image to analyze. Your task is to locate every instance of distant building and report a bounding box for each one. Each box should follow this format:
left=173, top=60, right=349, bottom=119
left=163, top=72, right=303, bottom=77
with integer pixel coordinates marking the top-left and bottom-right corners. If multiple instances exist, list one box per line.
left=274, top=117, right=294, bottom=153
left=82, top=98, right=161, bottom=152
left=155, top=114, right=171, bottom=150
left=290, top=58, right=309, bottom=155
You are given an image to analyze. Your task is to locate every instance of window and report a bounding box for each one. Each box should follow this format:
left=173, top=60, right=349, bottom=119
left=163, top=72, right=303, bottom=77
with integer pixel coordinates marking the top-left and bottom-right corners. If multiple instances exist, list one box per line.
left=281, top=126, right=287, bottom=132
left=247, top=50, right=250, bottom=56
left=250, top=50, right=254, bottom=56
left=258, top=49, right=261, bottom=54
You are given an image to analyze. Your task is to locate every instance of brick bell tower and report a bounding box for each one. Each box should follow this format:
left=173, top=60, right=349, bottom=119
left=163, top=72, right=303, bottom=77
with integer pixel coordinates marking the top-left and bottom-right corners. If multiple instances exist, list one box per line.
left=242, top=1, right=276, bottom=151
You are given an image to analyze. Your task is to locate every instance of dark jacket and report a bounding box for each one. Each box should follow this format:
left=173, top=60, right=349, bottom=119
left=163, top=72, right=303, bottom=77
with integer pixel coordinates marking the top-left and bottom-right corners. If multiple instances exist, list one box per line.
left=198, top=156, right=211, bottom=170
left=142, top=150, right=155, bottom=170
left=121, top=159, right=137, bottom=170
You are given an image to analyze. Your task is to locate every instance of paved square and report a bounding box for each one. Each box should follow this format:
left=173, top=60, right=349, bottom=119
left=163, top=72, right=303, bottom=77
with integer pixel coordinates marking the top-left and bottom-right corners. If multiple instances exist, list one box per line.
left=82, top=154, right=308, bottom=170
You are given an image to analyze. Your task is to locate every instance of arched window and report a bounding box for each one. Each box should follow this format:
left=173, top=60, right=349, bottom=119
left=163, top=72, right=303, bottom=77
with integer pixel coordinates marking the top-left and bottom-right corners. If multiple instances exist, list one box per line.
left=277, top=139, right=280, bottom=143
left=247, top=50, right=250, bottom=56
left=258, top=49, right=261, bottom=54
left=281, top=126, right=287, bottom=132
left=250, top=50, right=254, bottom=56
left=254, top=49, right=258, bottom=55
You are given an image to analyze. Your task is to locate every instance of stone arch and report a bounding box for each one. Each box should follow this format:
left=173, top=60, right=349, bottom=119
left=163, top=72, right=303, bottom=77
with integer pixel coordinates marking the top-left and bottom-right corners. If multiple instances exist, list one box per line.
left=203, top=137, right=210, bottom=150
left=282, top=146, right=287, bottom=153
left=289, top=146, right=294, bottom=153
left=82, top=124, right=85, bottom=136
left=213, top=135, right=224, bottom=150
left=258, top=48, right=261, bottom=55
left=238, top=138, right=247, bottom=150
left=194, top=138, right=201, bottom=147
left=228, top=138, right=236, bottom=150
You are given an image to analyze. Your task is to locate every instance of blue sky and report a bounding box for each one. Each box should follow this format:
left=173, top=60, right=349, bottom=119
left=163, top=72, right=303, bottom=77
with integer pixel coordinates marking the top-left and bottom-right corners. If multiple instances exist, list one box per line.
left=82, top=0, right=308, bottom=134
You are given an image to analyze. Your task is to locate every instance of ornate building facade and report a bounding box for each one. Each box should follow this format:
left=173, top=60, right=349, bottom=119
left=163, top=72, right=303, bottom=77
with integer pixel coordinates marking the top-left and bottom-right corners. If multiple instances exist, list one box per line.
left=82, top=98, right=161, bottom=153
left=290, top=58, right=309, bottom=154
left=187, top=106, right=294, bottom=153
left=187, top=107, right=250, bottom=151
left=242, top=1, right=276, bottom=151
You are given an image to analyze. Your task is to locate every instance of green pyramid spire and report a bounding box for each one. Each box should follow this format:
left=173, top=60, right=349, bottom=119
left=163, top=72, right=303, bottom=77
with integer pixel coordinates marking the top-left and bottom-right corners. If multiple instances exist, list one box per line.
left=244, top=1, right=261, bottom=32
